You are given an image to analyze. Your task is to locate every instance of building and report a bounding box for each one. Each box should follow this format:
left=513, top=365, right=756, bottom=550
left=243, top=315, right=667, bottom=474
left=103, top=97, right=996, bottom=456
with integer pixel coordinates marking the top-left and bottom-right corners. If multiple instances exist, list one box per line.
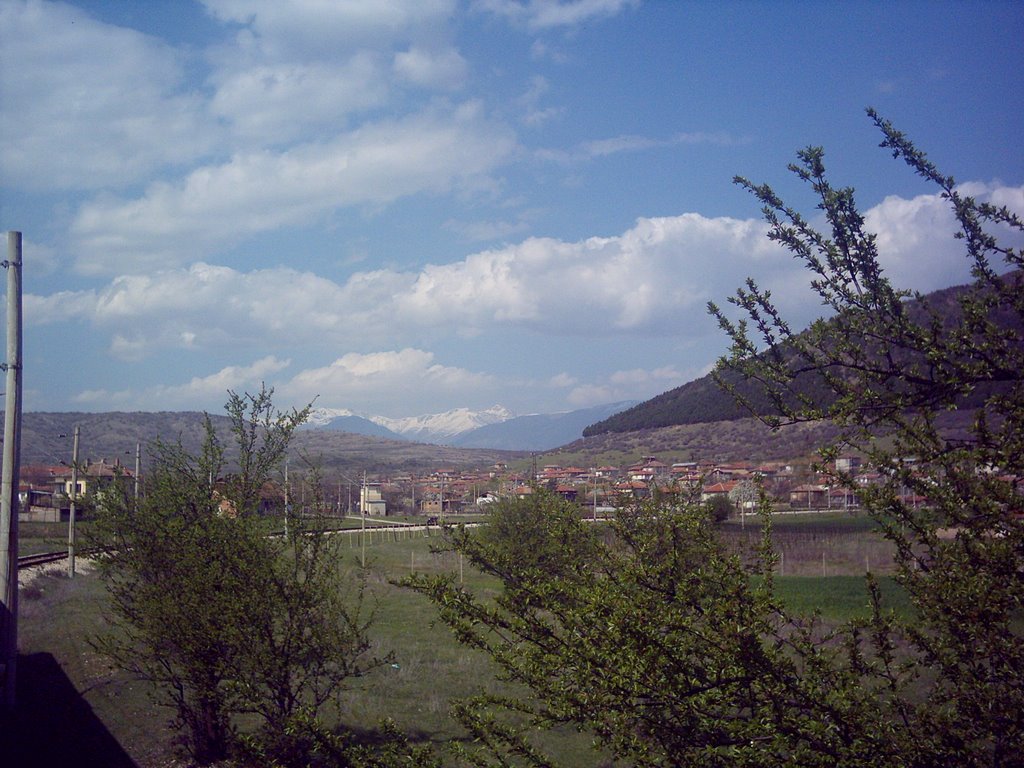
left=789, top=484, right=829, bottom=509
left=835, top=456, right=863, bottom=474
left=360, top=483, right=387, bottom=516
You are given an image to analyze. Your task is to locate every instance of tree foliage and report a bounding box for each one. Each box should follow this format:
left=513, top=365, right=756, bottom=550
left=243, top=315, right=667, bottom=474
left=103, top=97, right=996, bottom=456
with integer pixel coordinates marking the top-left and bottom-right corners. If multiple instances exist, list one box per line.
left=408, top=114, right=1024, bottom=767
left=708, top=108, right=1024, bottom=765
left=704, top=492, right=733, bottom=522
left=409, top=490, right=906, bottom=767
left=92, top=388, right=378, bottom=765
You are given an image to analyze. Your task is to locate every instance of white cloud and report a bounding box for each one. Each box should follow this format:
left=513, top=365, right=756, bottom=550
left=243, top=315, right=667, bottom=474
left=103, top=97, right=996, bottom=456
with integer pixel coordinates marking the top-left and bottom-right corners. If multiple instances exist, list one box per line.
left=535, top=131, right=749, bottom=165
left=109, top=334, right=150, bottom=363
left=73, top=355, right=290, bottom=410
left=0, top=0, right=215, bottom=190
left=549, top=372, right=577, bottom=388
left=395, top=212, right=784, bottom=335
left=475, top=0, right=638, bottom=30
left=73, top=387, right=134, bottom=408
left=70, top=103, right=518, bottom=274
left=155, top=355, right=290, bottom=401
left=566, top=365, right=686, bottom=408
left=81, top=261, right=411, bottom=356
left=277, top=349, right=497, bottom=415
left=393, top=46, right=468, bottom=89
left=516, top=75, right=564, bottom=127
left=209, top=55, right=392, bottom=144
left=30, top=185, right=1023, bottom=372
left=25, top=211, right=792, bottom=359
left=202, top=0, right=457, bottom=58
left=583, top=131, right=745, bottom=157
left=444, top=215, right=535, bottom=242
left=203, top=0, right=466, bottom=144
left=866, top=182, right=1024, bottom=293
left=25, top=289, right=101, bottom=325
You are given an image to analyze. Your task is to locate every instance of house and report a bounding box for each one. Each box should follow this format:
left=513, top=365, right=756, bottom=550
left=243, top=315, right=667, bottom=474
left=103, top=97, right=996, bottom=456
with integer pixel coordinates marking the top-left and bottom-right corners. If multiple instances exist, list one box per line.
left=671, top=464, right=702, bottom=487
left=614, top=480, right=649, bottom=499
left=789, top=484, right=829, bottom=509
left=54, top=458, right=132, bottom=498
left=555, top=484, right=578, bottom=502
left=828, top=485, right=860, bottom=509
left=835, top=456, right=863, bottom=475
left=629, top=467, right=656, bottom=483
left=700, top=481, right=737, bottom=503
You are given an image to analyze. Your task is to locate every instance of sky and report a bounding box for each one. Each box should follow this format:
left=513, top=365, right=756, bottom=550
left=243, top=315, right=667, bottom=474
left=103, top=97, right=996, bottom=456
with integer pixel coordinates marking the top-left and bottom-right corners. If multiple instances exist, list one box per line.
left=1, top=0, right=1022, bottom=419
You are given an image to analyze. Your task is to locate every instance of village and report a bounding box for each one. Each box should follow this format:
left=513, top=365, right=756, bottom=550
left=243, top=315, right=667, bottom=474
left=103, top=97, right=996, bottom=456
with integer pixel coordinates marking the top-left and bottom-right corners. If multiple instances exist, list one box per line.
left=15, top=451, right=925, bottom=523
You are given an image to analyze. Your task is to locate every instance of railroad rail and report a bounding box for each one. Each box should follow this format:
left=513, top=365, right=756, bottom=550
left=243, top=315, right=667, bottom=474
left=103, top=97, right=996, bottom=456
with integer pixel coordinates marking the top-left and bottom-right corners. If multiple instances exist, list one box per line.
left=17, top=550, right=73, bottom=569
left=15, top=520, right=467, bottom=570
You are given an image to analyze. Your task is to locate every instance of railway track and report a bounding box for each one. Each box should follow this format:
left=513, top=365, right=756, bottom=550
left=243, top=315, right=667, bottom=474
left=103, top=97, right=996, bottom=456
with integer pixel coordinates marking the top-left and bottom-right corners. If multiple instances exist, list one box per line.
left=14, top=519, right=465, bottom=570
left=17, top=550, right=73, bottom=569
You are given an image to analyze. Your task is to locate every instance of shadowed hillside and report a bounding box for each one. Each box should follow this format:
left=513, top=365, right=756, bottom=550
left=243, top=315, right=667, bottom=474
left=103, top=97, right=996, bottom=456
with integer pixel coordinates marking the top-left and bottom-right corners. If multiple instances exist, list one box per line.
left=585, top=277, right=1023, bottom=436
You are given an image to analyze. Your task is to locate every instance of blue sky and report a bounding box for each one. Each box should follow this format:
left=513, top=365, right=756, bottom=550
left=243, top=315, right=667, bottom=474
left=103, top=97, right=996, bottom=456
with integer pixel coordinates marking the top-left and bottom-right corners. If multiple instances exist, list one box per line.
left=1, top=0, right=1022, bottom=418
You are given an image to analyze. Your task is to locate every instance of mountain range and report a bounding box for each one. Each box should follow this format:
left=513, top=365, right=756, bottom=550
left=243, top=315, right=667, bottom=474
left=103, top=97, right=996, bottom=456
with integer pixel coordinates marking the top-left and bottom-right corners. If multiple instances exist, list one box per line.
left=307, top=402, right=636, bottom=451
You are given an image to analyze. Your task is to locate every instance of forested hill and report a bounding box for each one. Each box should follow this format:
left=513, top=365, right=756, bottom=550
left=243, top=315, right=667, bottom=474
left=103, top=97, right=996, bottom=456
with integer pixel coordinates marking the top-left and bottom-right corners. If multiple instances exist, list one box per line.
left=583, top=277, right=1021, bottom=436
left=582, top=367, right=779, bottom=436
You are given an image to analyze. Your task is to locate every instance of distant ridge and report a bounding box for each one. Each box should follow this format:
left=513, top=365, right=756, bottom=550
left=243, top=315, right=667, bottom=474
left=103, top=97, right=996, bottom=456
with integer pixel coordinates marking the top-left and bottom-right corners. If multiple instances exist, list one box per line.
left=315, top=413, right=405, bottom=440
left=450, top=401, right=637, bottom=451
left=11, top=411, right=522, bottom=476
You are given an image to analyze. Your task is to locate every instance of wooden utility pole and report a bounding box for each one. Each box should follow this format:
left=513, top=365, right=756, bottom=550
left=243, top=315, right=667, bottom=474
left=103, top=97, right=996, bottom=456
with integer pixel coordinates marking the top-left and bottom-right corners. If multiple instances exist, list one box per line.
left=1, top=231, right=24, bottom=711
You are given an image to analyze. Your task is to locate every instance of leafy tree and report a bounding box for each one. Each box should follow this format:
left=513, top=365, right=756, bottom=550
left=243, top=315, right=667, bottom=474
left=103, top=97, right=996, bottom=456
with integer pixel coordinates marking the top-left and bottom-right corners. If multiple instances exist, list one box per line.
left=408, top=114, right=1023, bottom=767
left=709, top=108, right=1023, bottom=765
left=409, top=489, right=891, bottom=767
left=704, top=491, right=733, bottom=522
left=92, top=388, right=378, bottom=765
left=473, top=487, right=601, bottom=578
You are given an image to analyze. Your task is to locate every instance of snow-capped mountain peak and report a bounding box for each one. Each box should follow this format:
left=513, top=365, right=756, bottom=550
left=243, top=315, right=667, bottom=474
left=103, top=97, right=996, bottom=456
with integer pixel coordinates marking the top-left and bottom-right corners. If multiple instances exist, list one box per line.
left=369, top=405, right=514, bottom=442
left=304, top=401, right=636, bottom=450
left=305, top=407, right=355, bottom=427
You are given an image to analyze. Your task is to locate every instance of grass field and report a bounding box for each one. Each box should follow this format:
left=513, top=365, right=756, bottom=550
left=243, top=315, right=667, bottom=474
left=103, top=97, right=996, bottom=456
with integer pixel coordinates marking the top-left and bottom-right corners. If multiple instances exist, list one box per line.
left=17, top=521, right=80, bottom=556
left=8, top=523, right=911, bottom=767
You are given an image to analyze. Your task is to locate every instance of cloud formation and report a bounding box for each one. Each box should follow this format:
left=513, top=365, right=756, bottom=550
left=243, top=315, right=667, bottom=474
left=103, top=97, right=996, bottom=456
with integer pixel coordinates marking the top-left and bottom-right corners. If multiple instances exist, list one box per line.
left=70, top=103, right=517, bottom=275
left=475, top=0, right=639, bottom=30
left=5, top=1, right=1021, bottom=419
left=277, top=349, right=497, bottom=415
left=33, top=184, right=1024, bottom=367
left=0, top=1, right=214, bottom=190
left=33, top=209, right=785, bottom=357
left=74, top=355, right=290, bottom=410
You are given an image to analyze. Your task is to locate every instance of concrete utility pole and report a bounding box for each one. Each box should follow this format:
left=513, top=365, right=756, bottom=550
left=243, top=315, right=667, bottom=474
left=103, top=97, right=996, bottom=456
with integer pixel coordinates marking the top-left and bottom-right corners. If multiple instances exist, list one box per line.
left=284, top=461, right=290, bottom=539
left=366, top=468, right=370, bottom=565
left=67, top=425, right=80, bottom=578
left=1, top=231, right=24, bottom=711
left=134, top=441, right=141, bottom=502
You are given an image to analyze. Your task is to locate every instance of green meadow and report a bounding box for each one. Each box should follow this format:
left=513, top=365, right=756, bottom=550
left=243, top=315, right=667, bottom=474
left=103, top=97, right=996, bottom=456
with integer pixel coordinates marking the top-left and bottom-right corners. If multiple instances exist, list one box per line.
left=12, top=523, right=911, bottom=766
